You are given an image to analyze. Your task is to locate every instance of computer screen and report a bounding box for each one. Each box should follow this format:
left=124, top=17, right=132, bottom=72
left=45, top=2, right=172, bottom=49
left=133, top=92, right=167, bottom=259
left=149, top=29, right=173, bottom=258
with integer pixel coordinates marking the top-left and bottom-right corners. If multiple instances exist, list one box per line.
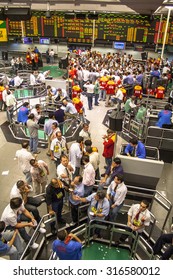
left=39, top=38, right=50, bottom=44
left=113, top=41, right=126, bottom=50
left=22, top=37, right=33, bottom=44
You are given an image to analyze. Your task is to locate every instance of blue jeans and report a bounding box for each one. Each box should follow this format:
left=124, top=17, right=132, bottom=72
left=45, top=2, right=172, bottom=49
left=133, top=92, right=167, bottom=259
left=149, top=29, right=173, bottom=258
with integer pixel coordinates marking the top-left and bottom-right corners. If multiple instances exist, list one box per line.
left=30, top=136, right=38, bottom=153
left=87, top=94, right=93, bottom=110
left=84, top=185, right=93, bottom=197
left=109, top=202, right=124, bottom=222
left=0, top=230, right=23, bottom=260
left=94, top=94, right=99, bottom=105
left=105, top=157, right=112, bottom=169
left=23, top=170, right=32, bottom=184
left=99, top=89, right=106, bottom=100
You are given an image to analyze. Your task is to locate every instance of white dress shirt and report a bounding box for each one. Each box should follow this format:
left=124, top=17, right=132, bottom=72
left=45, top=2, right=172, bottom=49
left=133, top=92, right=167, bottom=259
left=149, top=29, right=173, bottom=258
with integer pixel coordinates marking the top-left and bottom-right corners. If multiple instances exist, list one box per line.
left=82, top=162, right=95, bottom=186
left=69, top=142, right=82, bottom=168
left=15, top=148, right=34, bottom=172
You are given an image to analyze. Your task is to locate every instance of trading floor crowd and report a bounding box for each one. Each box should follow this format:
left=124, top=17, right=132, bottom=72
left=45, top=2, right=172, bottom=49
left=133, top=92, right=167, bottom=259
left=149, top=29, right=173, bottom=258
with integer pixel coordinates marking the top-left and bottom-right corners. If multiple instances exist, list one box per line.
left=0, top=49, right=173, bottom=260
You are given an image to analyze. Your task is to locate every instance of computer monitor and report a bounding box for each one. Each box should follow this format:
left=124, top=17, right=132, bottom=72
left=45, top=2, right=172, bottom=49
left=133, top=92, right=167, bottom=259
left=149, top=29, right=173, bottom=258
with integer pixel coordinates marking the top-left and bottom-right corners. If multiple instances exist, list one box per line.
left=113, top=41, right=126, bottom=50
left=22, top=37, right=33, bottom=44
left=39, top=38, right=50, bottom=44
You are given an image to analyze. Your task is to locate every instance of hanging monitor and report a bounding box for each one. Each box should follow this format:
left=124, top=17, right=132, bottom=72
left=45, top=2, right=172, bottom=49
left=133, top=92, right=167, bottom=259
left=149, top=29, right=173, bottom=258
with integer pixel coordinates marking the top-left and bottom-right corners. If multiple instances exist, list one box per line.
left=39, top=38, right=50, bottom=44
left=113, top=41, right=126, bottom=50
left=22, top=37, right=33, bottom=44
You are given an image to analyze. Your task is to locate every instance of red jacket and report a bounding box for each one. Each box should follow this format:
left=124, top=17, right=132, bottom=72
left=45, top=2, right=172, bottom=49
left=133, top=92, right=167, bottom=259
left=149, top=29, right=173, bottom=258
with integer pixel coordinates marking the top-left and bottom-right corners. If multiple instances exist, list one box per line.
left=105, top=81, right=116, bottom=95
left=155, top=86, right=165, bottom=99
left=102, top=134, right=116, bottom=158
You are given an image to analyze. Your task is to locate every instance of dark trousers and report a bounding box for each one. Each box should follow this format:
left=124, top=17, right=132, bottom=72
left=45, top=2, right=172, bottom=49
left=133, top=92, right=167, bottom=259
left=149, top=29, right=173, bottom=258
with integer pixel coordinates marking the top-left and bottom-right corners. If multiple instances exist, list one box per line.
left=87, top=94, right=93, bottom=110
left=25, top=196, right=42, bottom=224
left=50, top=200, right=63, bottom=231
left=70, top=203, right=79, bottom=223
left=73, top=167, right=80, bottom=178
left=94, top=94, right=99, bottom=105
left=153, top=233, right=173, bottom=260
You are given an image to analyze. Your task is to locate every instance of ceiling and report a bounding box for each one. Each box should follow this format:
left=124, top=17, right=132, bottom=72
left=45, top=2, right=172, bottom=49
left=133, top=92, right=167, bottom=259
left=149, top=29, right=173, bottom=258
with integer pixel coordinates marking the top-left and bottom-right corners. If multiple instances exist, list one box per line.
left=0, top=0, right=173, bottom=15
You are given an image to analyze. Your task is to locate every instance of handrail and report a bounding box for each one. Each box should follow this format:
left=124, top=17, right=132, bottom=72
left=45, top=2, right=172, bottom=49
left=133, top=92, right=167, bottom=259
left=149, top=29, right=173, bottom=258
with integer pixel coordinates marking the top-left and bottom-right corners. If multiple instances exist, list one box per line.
left=20, top=213, right=53, bottom=260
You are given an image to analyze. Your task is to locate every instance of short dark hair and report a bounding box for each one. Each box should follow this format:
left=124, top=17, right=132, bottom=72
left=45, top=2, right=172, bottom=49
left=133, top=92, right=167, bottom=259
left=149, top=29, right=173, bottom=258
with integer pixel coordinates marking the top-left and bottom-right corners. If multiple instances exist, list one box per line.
left=10, top=197, right=23, bottom=209
left=35, top=104, right=40, bottom=109
left=113, top=157, right=121, bottom=165
left=130, top=138, right=138, bottom=145
left=23, top=102, right=29, bottom=107
left=30, top=159, right=36, bottom=166
left=77, top=136, right=84, bottom=143
left=82, top=155, right=90, bottom=163
left=165, top=104, right=172, bottom=111
left=60, top=154, right=68, bottom=161
left=141, top=200, right=150, bottom=208
left=21, top=141, right=29, bottom=149
left=0, top=221, right=5, bottom=233
left=84, top=139, right=92, bottom=146
left=28, top=113, right=35, bottom=120
left=49, top=112, right=55, bottom=119
left=115, top=173, right=124, bottom=183
left=52, top=122, right=58, bottom=128
left=16, top=180, right=25, bottom=189
left=96, top=190, right=106, bottom=200
left=85, top=146, right=92, bottom=154
left=57, top=229, right=67, bottom=241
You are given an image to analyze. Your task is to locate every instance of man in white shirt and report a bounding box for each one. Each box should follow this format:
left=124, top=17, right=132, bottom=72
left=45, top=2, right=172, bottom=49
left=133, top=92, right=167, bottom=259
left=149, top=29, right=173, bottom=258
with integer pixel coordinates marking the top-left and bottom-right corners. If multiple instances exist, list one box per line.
left=85, top=146, right=100, bottom=181
left=30, top=71, right=36, bottom=85
left=10, top=180, right=45, bottom=233
left=62, top=99, right=78, bottom=119
left=49, top=49, right=55, bottom=64
left=6, top=90, right=17, bottom=122
left=50, top=131, right=68, bottom=167
left=83, top=81, right=95, bottom=110
left=82, top=155, right=95, bottom=196
left=116, top=200, right=151, bottom=245
left=107, top=174, right=127, bottom=222
left=79, top=123, right=91, bottom=142
left=1, top=197, right=39, bottom=249
left=57, top=155, right=74, bottom=189
left=69, top=136, right=84, bottom=177
left=14, top=72, right=23, bottom=87
left=30, top=158, right=49, bottom=194
left=30, top=104, right=41, bottom=123
left=15, top=141, right=34, bottom=184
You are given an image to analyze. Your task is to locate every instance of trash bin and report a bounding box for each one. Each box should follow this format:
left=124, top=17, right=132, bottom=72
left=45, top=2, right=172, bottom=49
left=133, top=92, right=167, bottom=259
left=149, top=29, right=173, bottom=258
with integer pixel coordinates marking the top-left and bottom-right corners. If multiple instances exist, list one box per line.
left=109, top=110, right=123, bottom=132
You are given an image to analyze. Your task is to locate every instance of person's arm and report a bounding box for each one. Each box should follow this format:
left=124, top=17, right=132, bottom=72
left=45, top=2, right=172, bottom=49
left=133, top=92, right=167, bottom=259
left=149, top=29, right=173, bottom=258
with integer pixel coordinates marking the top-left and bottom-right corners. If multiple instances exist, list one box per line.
left=124, top=144, right=132, bottom=156
left=22, top=208, right=36, bottom=225
left=7, top=230, right=19, bottom=247
left=43, top=162, right=49, bottom=175
left=68, top=233, right=82, bottom=243
left=127, top=214, right=132, bottom=227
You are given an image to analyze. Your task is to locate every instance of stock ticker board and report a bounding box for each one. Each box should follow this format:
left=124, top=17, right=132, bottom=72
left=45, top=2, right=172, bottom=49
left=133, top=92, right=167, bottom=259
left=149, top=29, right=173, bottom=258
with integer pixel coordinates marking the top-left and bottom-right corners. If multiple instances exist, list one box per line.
left=3, top=13, right=173, bottom=45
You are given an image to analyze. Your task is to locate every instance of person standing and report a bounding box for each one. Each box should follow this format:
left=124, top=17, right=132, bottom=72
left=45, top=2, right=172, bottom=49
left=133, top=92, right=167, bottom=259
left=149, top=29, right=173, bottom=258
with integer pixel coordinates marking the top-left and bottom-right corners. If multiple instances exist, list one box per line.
left=46, top=178, right=66, bottom=234
left=156, top=104, right=172, bottom=128
left=50, top=131, right=68, bottom=167
left=30, top=158, right=49, bottom=194
left=69, top=175, right=84, bottom=224
left=102, top=129, right=116, bottom=170
left=52, top=229, right=82, bottom=260
left=79, top=123, right=91, bottom=142
left=57, top=155, right=74, bottom=189
left=27, top=113, right=40, bottom=154
left=54, top=104, right=65, bottom=134
left=82, top=155, right=95, bottom=196
left=93, top=77, right=100, bottom=106
left=116, top=200, right=151, bottom=245
left=6, top=89, right=17, bottom=122
left=44, top=112, right=58, bottom=156
left=83, top=80, right=95, bottom=110
left=69, top=136, right=84, bottom=177
left=17, top=102, right=30, bottom=124
left=15, top=141, right=34, bottom=184
left=49, top=49, right=55, bottom=65
left=107, top=174, right=127, bottom=222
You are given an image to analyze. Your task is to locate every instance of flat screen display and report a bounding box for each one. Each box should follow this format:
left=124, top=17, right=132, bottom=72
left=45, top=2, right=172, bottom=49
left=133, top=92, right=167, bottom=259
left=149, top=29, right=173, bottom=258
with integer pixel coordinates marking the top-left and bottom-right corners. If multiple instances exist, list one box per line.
left=22, top=37, right=33, bottom=44
left=113, top=41, right=126, bottom=50
left=39, top=38, right=50, bottom=44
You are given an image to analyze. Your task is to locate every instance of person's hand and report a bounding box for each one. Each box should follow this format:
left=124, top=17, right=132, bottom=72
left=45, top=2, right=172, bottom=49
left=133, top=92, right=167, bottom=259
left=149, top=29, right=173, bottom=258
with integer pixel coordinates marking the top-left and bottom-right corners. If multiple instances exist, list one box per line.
left=73, top=195, right=81, bottom=201
left=111, top=204, right=116, bottom=209
left=49, top=210, right=55, bottom=216
left=127, top=221, right=132, bottom=227
left=28, top=222, right=35, bottom=227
